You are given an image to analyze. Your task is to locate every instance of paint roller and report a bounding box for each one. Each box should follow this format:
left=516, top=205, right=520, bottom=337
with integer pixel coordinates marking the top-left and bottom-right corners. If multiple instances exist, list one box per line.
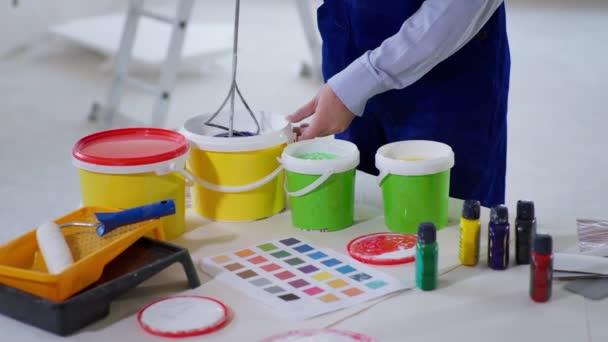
left=36, top=200, right=176, bottom=274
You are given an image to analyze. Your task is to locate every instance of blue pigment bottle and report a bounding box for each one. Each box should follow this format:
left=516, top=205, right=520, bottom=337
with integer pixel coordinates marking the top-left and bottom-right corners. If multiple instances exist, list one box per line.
left=488, top=205, right=510, bottom=270
left=416, top=222, right=438, bottom=291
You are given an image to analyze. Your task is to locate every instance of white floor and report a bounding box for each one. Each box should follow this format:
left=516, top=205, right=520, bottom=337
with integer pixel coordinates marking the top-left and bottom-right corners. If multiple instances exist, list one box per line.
left=1, top=0, right=607, bottom=243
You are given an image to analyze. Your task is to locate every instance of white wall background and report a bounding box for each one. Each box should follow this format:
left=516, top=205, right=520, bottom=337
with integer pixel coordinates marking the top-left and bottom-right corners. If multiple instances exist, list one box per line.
left=0, top=1, right=124, bottom=56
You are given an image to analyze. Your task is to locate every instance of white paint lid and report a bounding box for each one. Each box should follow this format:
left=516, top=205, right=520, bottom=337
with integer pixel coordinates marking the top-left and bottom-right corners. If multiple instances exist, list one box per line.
left=375, top=140, right=454, bottom=176
left=137, top=296, right=229, bottom=338
left=181, top=112, right=293, bottom=152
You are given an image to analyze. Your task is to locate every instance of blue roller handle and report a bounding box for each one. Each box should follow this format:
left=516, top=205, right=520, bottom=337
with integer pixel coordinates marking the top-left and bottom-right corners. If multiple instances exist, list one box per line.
left=94, top=200, right=176, bottom=236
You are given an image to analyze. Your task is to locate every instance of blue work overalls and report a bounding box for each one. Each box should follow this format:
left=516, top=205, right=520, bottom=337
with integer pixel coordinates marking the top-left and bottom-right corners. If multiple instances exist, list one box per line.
left=317, top=1, right=511, bottom=208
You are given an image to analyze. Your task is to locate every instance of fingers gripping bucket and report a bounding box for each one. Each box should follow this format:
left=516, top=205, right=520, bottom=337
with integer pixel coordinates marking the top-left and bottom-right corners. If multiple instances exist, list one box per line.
left=375, top=141, right=454, bottom=234
left=281, top=139, right=359, bottom=232
left=72, top=128, right=191, bottom=241
left=181, top=113, right=292, bottom=221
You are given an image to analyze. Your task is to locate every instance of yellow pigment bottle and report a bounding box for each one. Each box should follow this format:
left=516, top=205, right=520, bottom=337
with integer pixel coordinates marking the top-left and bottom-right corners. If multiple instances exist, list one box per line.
left=459, top=200, right=481, bottom=266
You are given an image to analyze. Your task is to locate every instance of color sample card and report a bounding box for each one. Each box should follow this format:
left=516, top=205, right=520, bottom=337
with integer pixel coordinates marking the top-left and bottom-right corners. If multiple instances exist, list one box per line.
left=200, top=237, right=408, bottom=320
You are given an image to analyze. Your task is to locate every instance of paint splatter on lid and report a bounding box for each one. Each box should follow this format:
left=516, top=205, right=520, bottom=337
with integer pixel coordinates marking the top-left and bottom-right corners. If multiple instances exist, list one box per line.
left=347, top=232, right=417, bottom=265
left=262, top=329, right=378, bottom=342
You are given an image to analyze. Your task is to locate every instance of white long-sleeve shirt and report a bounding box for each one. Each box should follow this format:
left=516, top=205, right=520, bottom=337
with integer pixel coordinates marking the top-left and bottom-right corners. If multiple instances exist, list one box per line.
left=327, top=0, right=505, bottom=116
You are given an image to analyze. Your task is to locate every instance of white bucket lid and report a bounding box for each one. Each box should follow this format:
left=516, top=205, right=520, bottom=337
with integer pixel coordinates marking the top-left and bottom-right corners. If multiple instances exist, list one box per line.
left=375, top=140, right=454, bottom=176
left=180, top=112, right=293, bottom=152
left=281, top=138, right=360, bottom=175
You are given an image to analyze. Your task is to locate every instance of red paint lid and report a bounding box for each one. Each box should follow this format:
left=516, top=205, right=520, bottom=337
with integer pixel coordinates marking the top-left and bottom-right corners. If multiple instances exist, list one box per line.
left=73, top=128, right=189, bottom=166
left=347, top=232, right=417, bottom=265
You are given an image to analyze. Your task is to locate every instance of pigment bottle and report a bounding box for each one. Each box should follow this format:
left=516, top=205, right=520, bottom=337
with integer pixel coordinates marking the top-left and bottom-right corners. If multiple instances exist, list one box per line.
left=530, top=234, right=553, bottom=303
left=516, top=200, right=536, bottom=265
left=416, top=222, right=438, bottom=291
left=459, top=200, right=481, bottom=266
left=488, top=205, right=510, bottom=270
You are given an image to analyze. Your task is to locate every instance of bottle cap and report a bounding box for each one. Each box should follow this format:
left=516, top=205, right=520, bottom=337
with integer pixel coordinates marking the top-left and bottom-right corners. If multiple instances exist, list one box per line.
left=534, top=234, right=552, bottom=254
left=490, top=205, right=509, bottom=224
left=462, top=200, right=481, bottom=220
left=517, top=200, right=535, bottom=220
left=417, top=222, right=436, bottom=243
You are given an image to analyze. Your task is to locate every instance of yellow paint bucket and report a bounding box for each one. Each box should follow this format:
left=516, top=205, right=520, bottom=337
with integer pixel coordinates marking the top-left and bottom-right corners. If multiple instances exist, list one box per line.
left=181, top=113, right=293, bottom=221
left=72, top=128, right=191, bottom=240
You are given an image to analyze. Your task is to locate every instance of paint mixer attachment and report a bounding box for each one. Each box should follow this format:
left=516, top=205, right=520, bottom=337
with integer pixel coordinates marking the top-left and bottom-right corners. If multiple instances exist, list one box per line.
left=205, top=0, right=260, bottom=137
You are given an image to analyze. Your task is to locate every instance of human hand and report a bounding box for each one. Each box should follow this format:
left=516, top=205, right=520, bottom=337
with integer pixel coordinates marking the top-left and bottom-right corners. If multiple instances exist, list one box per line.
left=287, top=84, right=355, bottom=141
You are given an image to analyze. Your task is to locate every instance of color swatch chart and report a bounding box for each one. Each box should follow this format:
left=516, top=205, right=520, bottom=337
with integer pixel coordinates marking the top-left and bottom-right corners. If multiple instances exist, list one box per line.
left=200, top=237, right=408, bottom=320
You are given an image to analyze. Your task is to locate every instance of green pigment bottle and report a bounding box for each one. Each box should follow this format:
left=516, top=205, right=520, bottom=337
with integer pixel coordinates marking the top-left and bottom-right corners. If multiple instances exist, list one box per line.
left=416, top=222, right=438, bottom=291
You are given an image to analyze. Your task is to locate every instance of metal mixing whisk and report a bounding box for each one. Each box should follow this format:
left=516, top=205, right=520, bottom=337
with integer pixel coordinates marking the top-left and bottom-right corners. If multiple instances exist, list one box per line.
left=205, top=0, right=260, bottom=137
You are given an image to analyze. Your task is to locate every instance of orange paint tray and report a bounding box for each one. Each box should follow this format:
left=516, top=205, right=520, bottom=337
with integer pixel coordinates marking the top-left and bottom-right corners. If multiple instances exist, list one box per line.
left=0, top=206, right=165, bottom=302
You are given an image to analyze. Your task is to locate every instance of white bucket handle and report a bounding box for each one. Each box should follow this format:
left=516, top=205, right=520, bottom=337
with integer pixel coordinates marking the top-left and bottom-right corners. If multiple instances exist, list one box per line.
left=285, top=169, right=334, bottom=197
left=377, top=170, right=390, bottom=186
left=183, top=165, right=284, bottom=193
left=155, top=159, right=195, bottom=187
left=175, top=168, right=195, bottom=187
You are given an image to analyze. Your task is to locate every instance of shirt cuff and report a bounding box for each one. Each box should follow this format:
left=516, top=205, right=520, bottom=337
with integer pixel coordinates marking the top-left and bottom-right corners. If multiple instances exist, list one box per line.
left=327, top=53, right=390, bottom=117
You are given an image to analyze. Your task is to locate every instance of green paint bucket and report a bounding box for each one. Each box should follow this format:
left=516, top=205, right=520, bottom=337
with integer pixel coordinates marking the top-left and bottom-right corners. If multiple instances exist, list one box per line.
left=281, top=139, right=360, bottom=232
left=375, top=141, right=455, bottom=234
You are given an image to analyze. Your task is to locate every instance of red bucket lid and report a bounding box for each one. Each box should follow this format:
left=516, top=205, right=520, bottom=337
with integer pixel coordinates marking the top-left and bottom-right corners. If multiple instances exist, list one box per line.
left=73, top=128, right=189, bottom=166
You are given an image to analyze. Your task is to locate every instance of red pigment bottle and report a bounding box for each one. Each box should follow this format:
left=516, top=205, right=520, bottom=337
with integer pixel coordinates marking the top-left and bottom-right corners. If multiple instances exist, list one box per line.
left=530, top=234, right=553, bottom=303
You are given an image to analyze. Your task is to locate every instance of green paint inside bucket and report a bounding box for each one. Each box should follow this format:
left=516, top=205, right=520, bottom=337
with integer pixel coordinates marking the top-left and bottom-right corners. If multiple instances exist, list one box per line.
left=297, top=152, right=338, bottom=160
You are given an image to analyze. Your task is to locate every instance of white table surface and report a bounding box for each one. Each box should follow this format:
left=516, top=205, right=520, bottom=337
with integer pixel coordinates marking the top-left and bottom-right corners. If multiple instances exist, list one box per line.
left=1, top=202, right=606, bottom=342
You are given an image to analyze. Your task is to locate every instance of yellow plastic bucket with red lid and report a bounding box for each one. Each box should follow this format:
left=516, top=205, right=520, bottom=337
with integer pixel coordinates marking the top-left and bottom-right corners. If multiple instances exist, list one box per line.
left=72, top=128, right=190, bottom=240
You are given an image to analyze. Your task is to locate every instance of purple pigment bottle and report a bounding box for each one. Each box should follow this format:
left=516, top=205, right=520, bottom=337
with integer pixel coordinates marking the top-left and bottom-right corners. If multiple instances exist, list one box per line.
left=488, top=205, right=510, bottom=270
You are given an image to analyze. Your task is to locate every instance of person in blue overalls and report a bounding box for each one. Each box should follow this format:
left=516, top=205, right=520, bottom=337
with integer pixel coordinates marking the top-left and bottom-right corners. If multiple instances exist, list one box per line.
left=288, top=0, right=510, bottom=208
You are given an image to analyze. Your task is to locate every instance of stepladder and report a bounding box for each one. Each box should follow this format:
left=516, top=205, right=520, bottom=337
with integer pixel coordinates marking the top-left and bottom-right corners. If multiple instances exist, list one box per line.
left=294, top=0, right=323, bottom=81
left=89, top=0, right=194, bottom=128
